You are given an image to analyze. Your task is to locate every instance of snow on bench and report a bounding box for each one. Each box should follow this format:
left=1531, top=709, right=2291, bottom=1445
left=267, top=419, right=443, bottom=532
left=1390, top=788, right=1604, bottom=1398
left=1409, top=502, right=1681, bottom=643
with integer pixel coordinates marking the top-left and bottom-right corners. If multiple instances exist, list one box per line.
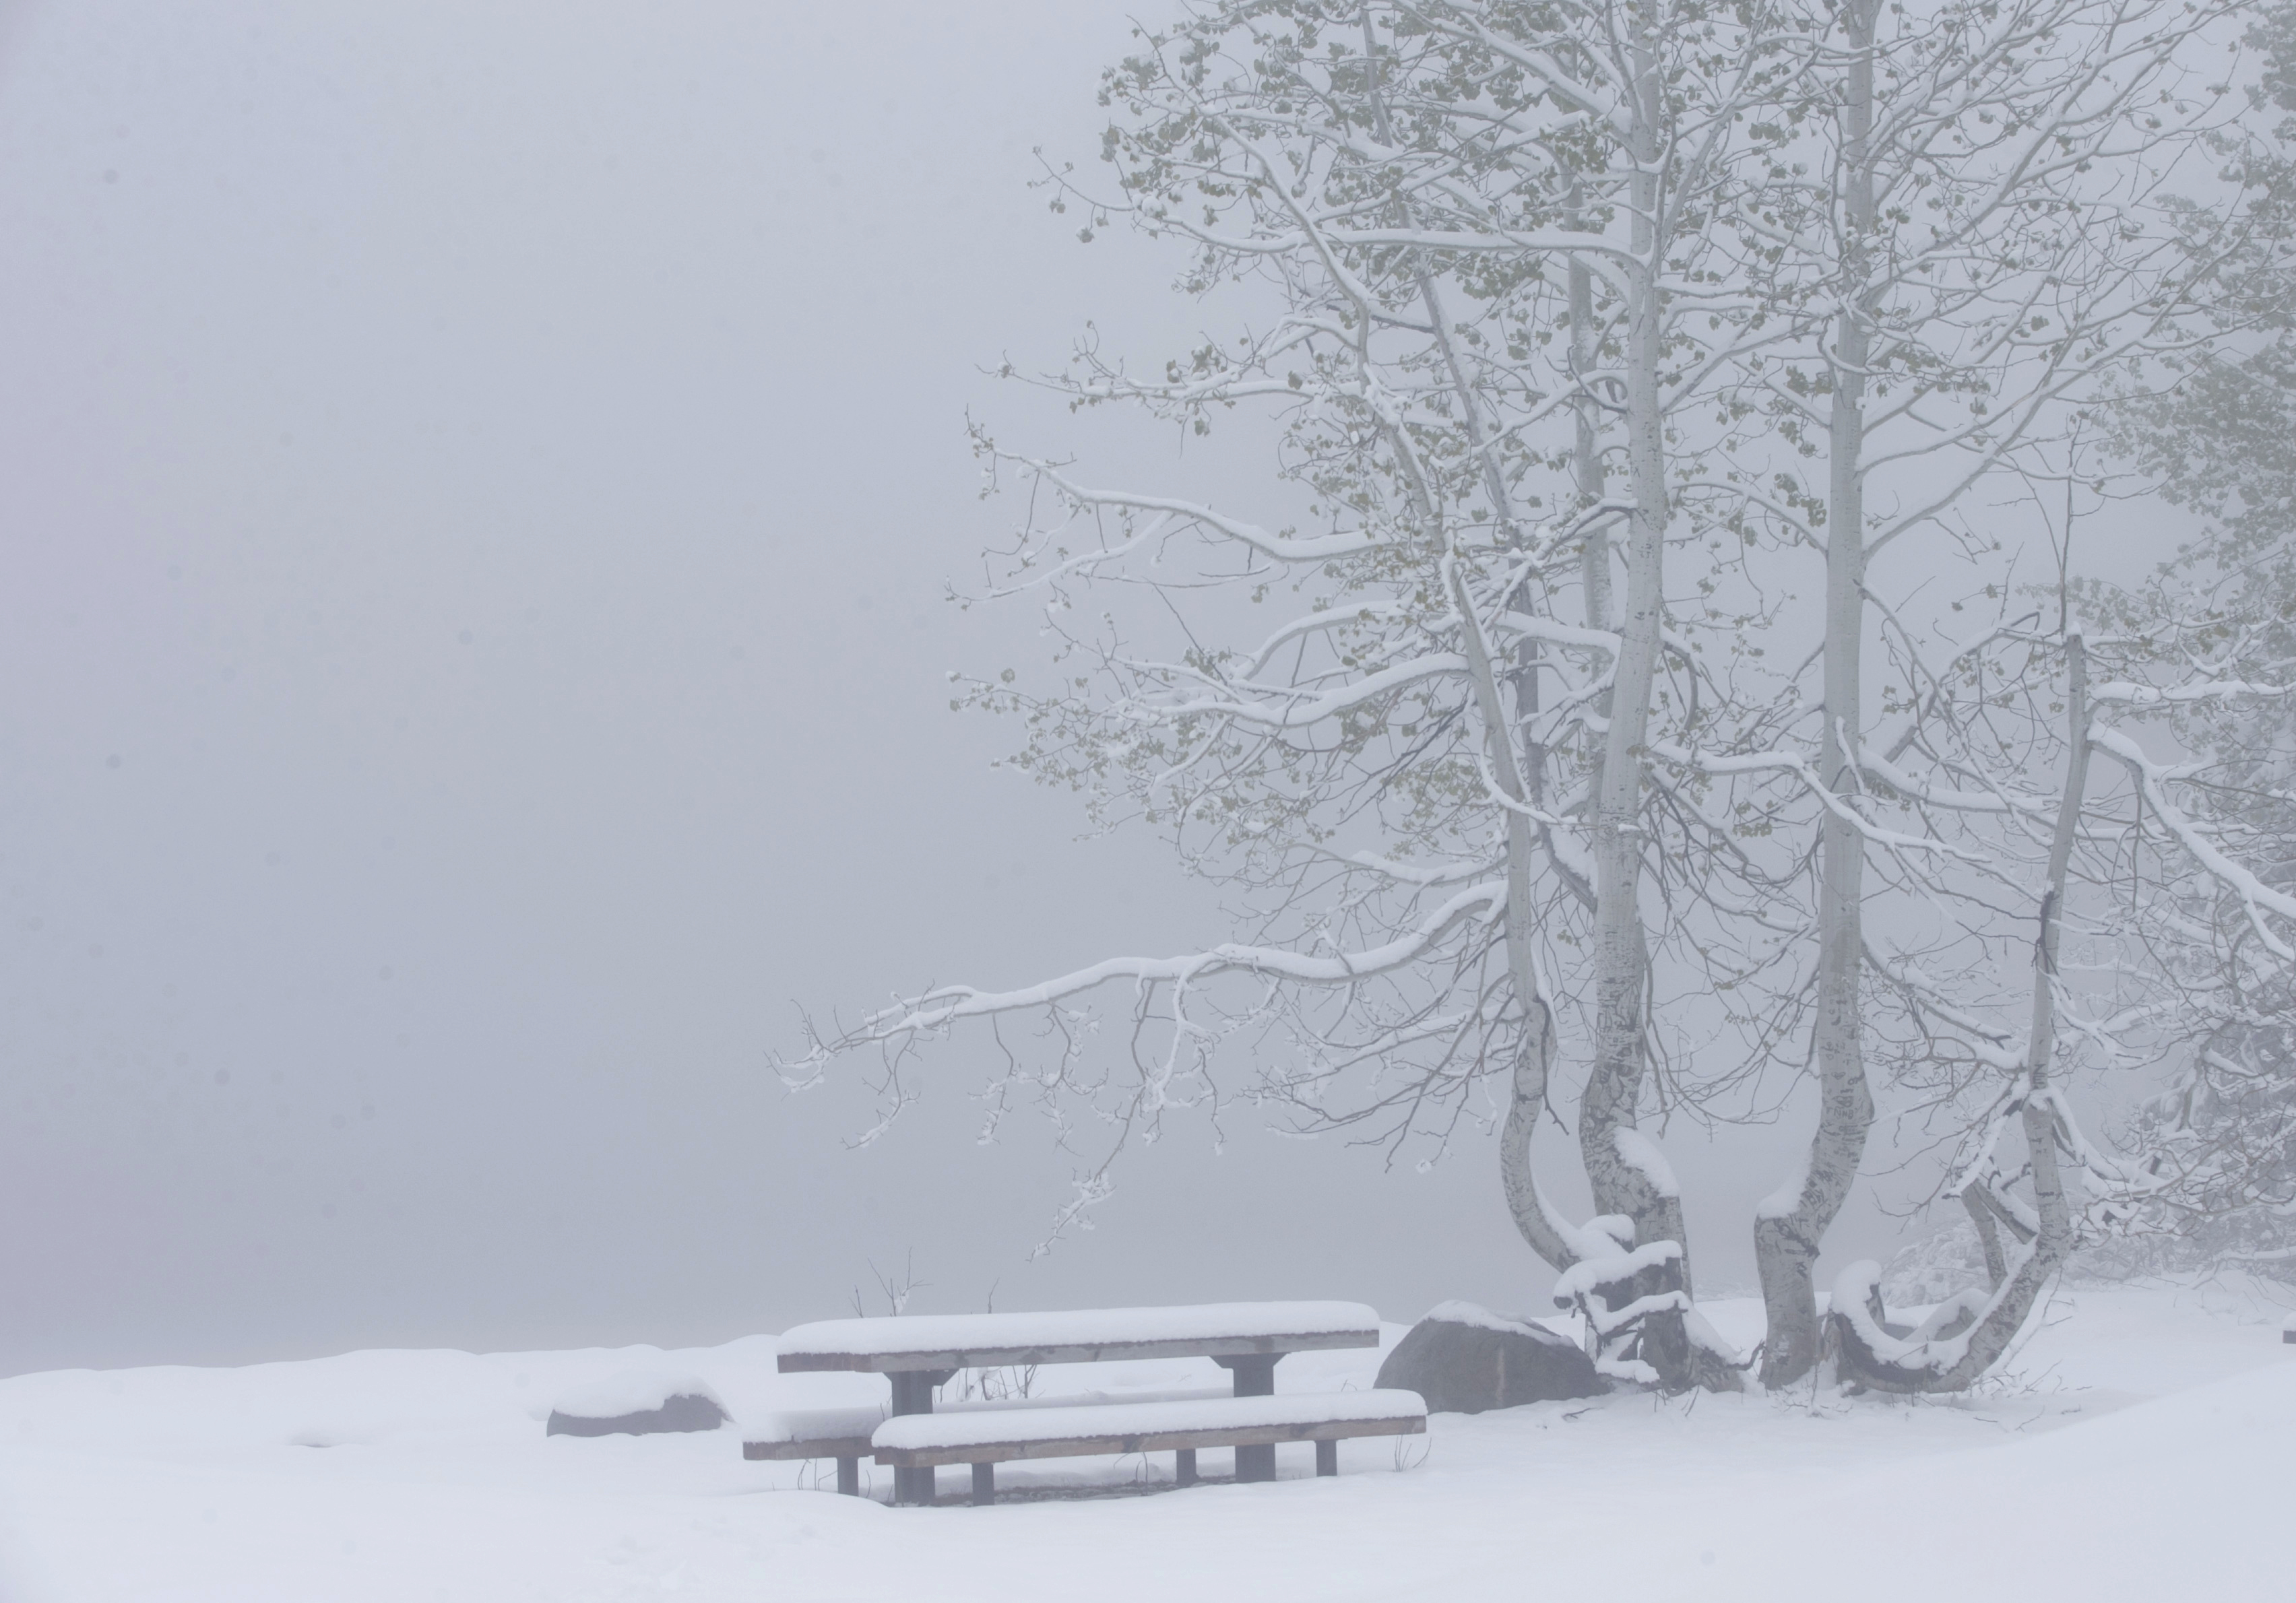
left=775, top=1301, right=1382, bottom=1373
left=742, top=1406, right=887, bottom=1495
left=744, top=1406, right=884, bottom=1455
left=870, top=1389, right=1428, bottom=1505
left=740, top=1388, right=1237, bottom=1493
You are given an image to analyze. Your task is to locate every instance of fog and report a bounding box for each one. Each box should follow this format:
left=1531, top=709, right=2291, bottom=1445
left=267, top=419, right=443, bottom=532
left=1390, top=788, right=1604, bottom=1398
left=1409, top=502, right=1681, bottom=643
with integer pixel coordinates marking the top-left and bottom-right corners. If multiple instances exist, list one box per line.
left=2, top=0, right=2159, bottom=1379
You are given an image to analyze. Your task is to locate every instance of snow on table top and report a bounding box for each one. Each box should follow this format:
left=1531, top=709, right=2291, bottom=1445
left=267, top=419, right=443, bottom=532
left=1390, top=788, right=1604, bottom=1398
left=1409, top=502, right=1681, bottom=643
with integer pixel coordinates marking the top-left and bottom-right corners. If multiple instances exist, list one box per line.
left=871, top=1389, right=1426, bottom=1453
left=777, top=1301, right=1382, bottom=1369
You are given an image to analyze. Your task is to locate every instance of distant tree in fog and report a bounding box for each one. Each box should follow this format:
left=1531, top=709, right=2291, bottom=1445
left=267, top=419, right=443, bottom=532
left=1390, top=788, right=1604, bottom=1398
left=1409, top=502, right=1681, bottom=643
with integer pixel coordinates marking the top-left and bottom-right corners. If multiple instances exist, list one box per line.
left=2084, top=0, right=2296, bottom=1288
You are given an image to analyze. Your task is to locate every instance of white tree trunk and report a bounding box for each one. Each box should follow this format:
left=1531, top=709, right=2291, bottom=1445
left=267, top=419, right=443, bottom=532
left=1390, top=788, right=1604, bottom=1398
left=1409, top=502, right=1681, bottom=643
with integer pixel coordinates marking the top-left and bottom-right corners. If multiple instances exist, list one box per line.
left=1754, top=0, right=1880, bottom=1390
left=1576, top=13, right=1698, bottom=1381
left=1835, top=637, right=2089, bottom=1392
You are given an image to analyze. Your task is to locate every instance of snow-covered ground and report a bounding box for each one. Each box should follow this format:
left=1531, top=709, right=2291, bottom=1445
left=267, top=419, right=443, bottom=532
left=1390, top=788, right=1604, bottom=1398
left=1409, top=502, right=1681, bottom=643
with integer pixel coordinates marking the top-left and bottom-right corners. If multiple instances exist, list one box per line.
left=2, top=1281, right=2288, bottom=1603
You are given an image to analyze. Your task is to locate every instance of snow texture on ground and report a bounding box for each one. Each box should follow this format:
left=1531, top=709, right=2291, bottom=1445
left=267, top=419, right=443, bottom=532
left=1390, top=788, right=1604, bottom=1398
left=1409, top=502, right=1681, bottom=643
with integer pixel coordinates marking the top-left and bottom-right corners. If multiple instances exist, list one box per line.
left=1, top=1281, right=2287, bottom=1603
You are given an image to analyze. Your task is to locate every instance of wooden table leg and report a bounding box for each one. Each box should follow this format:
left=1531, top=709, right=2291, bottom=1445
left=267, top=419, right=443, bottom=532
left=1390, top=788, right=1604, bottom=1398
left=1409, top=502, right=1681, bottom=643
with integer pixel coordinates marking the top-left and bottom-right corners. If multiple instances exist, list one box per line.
left=1215, top=1353, right=1282, bottom=1482
left=886, top=1369, right=954, bottom=1505
left=837, top=1455, right=860, bottom=1496
left=971, top=1462, right=995, bottom=1506
left=1175, top=1447, right=1197, bottom=1486
left=1315, top=1439, right=1337, bottom=1477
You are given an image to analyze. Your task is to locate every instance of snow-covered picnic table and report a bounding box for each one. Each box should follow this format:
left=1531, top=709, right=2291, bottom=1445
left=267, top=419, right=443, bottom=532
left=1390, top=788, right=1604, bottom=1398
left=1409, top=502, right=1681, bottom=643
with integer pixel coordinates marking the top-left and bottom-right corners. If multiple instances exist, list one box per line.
left=774, top=1300, right=1383, bottom=1373
left=758, top=1301, right=1395, bottom=1503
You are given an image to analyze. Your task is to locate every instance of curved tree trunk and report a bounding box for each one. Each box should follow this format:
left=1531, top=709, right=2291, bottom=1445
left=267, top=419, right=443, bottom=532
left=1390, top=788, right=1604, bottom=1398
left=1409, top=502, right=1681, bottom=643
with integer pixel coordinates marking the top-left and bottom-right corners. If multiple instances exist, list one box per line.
left=1755, top=0, right=1882, bottom=1391
left=1576, top=11, right=1702, bottom=1385
left=1368, top=16, right=1589, bottom=1276
left=1579, top=8, right=1669, bottom=1257
left=1833, top=637, right=2090, bottom=1392
left=1501, top=210, right=1617, bottom=1282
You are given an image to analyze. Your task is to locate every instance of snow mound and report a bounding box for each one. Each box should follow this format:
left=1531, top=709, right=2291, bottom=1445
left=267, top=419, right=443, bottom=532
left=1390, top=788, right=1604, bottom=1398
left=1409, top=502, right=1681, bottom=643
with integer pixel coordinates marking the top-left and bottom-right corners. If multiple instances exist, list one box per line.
left=550, top=1369, right=723, bottom=1422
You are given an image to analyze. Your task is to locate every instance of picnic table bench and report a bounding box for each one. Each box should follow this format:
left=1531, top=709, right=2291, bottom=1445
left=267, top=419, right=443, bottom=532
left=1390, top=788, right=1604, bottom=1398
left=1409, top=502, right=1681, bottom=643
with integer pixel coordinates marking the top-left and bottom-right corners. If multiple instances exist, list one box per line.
left=872, top=1389, right=1426, bottom=1505
left=751, top=1301, right=1420, bottom=1505
left=740, top=1385, right=1230, bottom=1495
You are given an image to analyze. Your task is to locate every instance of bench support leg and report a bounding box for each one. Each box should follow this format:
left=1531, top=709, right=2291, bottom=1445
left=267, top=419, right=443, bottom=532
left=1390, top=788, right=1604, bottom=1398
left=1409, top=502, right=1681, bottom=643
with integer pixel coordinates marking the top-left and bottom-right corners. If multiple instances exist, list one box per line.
left=837, top=1455, right=860, bottom=1497
left=1315, top=1439, right=1337, bottom=1478
left=1215, top=1354, right=1282, bottom=1482
left=1174, top=1447, right=1197, bottom=1487
left=971, top=1463, right=995, bottom=1507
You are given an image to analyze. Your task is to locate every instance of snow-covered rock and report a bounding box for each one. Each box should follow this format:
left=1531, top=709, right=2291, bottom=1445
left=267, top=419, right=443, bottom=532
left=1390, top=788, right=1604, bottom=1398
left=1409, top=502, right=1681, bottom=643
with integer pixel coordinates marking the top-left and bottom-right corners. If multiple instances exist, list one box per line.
left=1372, top=1301, right=1602, bottom=1412
left=544, top=1370, right=726, bottom=1438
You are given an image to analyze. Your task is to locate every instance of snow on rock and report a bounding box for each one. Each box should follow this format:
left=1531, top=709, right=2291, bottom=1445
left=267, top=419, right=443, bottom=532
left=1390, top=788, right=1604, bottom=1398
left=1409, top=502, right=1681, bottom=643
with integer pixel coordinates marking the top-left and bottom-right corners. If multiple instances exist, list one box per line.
left=546, top=1394, right=726, bottom=1438
left=1374, top=1303, right=1601, bottom=1412
left=545, top=1369, right=728, bottom=1438
left=550, top=1369, right=724, bottom=1423
left=1416, top=1301, right=1564, bottom=1340
left=778, top=1301, right=1381, bottom=1363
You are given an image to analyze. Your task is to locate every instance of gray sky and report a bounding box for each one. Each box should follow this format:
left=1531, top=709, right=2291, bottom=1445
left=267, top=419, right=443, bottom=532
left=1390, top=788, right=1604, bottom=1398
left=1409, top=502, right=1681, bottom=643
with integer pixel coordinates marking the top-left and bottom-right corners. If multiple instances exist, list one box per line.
left=0, top=0, right=2083, bottom=1379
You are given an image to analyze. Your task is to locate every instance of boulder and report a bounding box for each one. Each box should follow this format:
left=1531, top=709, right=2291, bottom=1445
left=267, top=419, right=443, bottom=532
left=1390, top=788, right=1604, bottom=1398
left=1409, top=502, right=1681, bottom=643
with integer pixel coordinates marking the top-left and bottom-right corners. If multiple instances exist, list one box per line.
left=545, top=1370, right=728, bottom=1437
left=1373, top=1301, right=1603, bottom=1412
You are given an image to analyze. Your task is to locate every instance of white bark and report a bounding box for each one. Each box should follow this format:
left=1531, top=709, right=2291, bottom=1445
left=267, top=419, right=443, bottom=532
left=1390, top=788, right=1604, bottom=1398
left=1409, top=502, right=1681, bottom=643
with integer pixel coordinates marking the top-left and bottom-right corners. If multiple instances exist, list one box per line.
left=1835, top=637, right=2090, bottom=1392
left=1740, top=0, right=2238, bottom=1386
left=1753, top=0, right=1878, bottom=1392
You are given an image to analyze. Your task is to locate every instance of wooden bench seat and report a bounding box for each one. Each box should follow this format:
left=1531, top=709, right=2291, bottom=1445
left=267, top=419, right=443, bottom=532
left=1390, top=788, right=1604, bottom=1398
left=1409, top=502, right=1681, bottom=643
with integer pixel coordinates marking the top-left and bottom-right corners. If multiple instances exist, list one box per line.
left=869, top=1389, right=1427, bottom=1505
left=740, top=1387, right=1235, bottom=1496
left=742, top=1406, right=885, bottom=1495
